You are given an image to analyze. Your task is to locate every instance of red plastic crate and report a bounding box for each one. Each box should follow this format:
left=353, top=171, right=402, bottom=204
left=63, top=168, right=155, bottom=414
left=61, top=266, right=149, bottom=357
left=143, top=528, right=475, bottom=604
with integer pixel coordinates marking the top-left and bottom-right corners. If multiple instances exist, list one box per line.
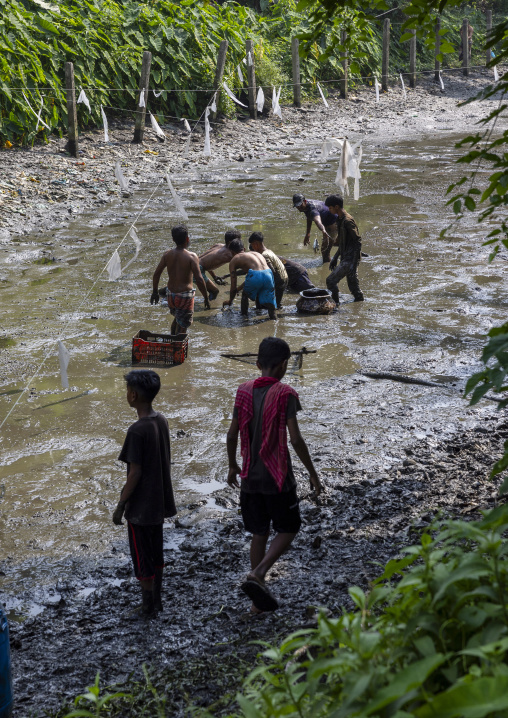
left=132, top=330, right=188, bottom=366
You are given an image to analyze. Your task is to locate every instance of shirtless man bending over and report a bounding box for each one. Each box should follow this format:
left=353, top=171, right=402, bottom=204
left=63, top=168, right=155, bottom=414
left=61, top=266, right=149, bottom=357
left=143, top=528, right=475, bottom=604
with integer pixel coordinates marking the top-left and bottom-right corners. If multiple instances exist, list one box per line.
left=151, top=225, right=210, bottom=335
left=222, top=239, right=276, bottom=320
left=198, top=229, right=241, bottom=301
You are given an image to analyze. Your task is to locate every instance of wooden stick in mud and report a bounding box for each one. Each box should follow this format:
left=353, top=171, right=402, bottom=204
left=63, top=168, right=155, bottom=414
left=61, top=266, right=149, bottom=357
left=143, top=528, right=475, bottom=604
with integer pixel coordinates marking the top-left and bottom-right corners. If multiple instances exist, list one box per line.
left=382, top=19, right=390, bottom=92
left=222, top=348, right=317, bottom=359
left=486, top=9, right=492, bottom=67
left=340, top=30, right=348, bottom=99
left=462, top=18, right=470, bottom=77
left=435, top=16, right=441, bottom=82
left=359, top=371, right=500, bottom=403
left=409, top=30, right=417, bottom=88
left=246, top=39, right=257, bottom=120
left=133, top=51, right=152, bottom=144
left=291, top=37, right=301, bottom=108
left=64, top=62, right=78, bottom=158
left=213, top=40, right=228, bottom=119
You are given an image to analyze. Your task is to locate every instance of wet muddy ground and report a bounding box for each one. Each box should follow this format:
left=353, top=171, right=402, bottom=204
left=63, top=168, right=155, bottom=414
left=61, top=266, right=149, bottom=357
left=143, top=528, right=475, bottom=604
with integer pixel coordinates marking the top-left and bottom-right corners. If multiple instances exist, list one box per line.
left=0, top=69, right=507, bottom=715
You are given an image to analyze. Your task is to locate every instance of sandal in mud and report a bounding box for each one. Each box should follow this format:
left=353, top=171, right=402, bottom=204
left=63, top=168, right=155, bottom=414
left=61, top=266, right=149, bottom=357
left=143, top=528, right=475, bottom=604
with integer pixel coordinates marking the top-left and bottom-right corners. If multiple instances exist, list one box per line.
left=240, top=577, right=279, bottom=612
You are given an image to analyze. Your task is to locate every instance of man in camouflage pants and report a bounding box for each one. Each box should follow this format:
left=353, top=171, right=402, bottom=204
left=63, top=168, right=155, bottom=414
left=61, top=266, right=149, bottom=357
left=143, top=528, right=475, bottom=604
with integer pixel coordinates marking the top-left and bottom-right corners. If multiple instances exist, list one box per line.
left=325, top=195, right=364, bottom=305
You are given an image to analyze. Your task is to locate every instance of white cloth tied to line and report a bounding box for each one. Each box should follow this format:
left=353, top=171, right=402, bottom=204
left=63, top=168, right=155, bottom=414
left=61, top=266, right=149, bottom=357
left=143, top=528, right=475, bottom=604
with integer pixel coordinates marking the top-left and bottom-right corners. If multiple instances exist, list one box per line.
left=272, top=86, right=282, bottom=119
left=400, top=73, right=407, bottom=100
left=375, top=77, right=380, bottom=103
left=237, top=64, right=244, bottom=83
left=57, top=340, right=71, bottom=389
left=22, top=91, right=51, bottom=130
left=247, top=51, right=253, bottom=66
left=123, top=227, right=141, bottom=271
left=320, top=137, right=342, bottom=162
left=317, top=82, right=329, bottom=108
left=494, top=65, right=499, bottom=82
left=204, top=107, right=211, bottom=157
left=209, top=92, right=217, bottom=113
left=439, top=72, right=445, bottom=91
left=77, top=89, right=91, bottom=113
left=256, top=87, right=265, bottom=113
left=165, top=174, right=189, bottom=220
left=153, top=90, right=162, bottom=98
left=182, top=118, right=191, bottom=133
left=101, top=105, right=109, bottom=142
left=183, top=135, right=191, bottom=158
left=106, top=249, right=122, bottom=281
left=138, top=88, right=146, bottom=108
left=149, top=112, right=166, bottom=139
left=114, top=161, right=129, bottom=192
left=223, top=81, right=248, bottom=107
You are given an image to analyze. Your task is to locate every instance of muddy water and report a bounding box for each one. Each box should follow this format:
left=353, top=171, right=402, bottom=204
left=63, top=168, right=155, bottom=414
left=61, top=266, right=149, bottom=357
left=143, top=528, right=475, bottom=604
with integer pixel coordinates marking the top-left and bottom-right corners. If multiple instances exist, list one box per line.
left=0, top=133, right=506, bottom=604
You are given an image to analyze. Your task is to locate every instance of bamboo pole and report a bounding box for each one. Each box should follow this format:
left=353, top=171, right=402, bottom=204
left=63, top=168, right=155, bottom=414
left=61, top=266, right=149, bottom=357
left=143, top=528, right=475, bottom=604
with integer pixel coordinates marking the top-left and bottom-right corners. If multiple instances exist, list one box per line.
left=212, top=40, right=228, bottom=118
left=435, top=16, right=441, bottom=81
left=409, top=29, right=416, bottom=88
left=486, top=9, right=492, bottom=67
left=382, top=19, right=390, bottom=91
left=64, top=62, right=78, bottom=158
left=340, top=30, right=348, bottom=99
left=246, top=39, right=257, bottom=120
left=291, top=37, right=301, bottom=107
left=462, top=18, right=470, bottom=76
left=133, top=51, right=152, bottom=144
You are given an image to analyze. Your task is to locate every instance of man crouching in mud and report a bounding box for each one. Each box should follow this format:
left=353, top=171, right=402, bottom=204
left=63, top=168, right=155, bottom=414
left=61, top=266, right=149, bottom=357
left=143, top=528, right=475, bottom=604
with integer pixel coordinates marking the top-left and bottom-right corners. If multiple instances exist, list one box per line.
left=222, top=239, right=277, bottom=320
left=151, top=225, right=210, bottom=334
left=226, top=337, right=322, bottom=613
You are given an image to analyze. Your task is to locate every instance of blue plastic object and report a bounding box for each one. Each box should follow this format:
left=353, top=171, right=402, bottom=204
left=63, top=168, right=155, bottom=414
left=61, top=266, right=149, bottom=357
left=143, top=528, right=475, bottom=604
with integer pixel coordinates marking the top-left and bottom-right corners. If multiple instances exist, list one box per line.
left=0, top=608, right=12, bottom=718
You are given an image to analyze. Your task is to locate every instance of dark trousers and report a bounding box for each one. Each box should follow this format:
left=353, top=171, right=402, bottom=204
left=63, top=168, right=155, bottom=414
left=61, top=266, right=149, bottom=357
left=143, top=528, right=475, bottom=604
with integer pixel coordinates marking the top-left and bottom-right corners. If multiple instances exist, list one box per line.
left=275, top=279, right=288, bottom=308
left=326, top=254, right=363, bottom=301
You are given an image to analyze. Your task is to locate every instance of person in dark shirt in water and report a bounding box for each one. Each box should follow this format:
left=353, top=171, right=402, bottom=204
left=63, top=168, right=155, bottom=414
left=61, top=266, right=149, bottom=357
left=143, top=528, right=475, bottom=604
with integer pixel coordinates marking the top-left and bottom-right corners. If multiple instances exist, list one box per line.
left=113, top=370, right=177, bottom=617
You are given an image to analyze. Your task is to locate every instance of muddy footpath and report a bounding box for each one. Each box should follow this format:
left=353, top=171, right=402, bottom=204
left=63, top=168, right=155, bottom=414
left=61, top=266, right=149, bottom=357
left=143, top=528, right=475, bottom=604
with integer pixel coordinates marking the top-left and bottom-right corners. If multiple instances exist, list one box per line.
left=0, top=68, right=507, bottom=716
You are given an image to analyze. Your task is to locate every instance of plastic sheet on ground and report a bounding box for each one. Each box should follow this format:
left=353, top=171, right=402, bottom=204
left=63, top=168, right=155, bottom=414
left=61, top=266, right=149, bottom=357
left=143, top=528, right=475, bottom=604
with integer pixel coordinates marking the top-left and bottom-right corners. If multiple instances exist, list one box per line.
left=106, top=249, right=122, bottom=281
left=100, top=106, right=109, bottom=142
left=123, top=227, right=141, bottom=271
left=223, top=82, right=247, bottom=107
left=317, top=82, right=329, bottom=108
left=57, top=340, right=71, bottom=390
left=149, top=112, right=166, bottom=139
left=77, top=90, right=91, bottom=113
left=114, top=161, right=129, bottom=192
left=165, top=174, right=189, bottom=221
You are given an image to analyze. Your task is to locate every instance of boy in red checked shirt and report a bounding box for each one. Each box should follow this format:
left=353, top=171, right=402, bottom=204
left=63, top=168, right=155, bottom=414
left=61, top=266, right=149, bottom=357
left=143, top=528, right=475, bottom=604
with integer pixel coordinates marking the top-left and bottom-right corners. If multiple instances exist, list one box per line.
left=226, top=337, right=322, bottom=613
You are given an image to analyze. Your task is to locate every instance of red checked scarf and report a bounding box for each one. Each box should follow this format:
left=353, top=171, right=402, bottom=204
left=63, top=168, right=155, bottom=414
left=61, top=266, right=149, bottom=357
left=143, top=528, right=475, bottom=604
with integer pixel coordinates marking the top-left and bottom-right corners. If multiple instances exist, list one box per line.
left=235, top=376, right=299, bottom=492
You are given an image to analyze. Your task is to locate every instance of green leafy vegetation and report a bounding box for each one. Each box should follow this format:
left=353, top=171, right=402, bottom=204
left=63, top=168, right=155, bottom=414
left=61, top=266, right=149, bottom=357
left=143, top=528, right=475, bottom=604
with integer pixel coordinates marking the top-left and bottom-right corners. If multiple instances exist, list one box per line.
left=235, top=504, right=508, bottom=717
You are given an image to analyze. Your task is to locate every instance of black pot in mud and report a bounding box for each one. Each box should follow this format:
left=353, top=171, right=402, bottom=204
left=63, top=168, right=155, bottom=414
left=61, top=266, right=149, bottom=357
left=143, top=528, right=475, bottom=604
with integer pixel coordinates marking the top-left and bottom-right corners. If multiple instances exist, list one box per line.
left=296, top=288, right=336, bottom=315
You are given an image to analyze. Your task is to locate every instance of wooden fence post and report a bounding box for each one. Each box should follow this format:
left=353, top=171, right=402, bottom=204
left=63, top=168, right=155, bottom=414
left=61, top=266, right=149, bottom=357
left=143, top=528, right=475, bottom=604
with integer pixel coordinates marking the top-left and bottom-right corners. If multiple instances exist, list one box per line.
left=291, top=37, right=301, bottom=107
left=382, top=19, right=390, bottom=91
left=435, top=16, right=441, bottom=81
left=340, top=30, right=348, bottom=99
left=133, top=51, right=152, bottom=144
left=462, top=18, right=469, bottom=76
left=409, top=29, right=416, bottom=88
left=486, top=8, right=492, bottom=67
left=246, top=39, right=257, bottom=120
left=212, top=39, right=228, bottom=118
left=64, top=62, right=78, bottom=158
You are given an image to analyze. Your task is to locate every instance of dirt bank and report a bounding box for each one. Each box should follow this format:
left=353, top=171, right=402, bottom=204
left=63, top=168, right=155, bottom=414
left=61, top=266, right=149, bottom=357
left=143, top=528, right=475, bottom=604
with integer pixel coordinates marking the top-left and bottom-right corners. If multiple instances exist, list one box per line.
left=0, top=68, right=502, bottom=243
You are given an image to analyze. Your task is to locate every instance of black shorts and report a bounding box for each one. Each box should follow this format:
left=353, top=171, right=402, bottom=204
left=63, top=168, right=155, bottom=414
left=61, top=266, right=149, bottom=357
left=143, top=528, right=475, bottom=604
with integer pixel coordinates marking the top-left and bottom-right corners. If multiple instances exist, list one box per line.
left=240, top=488, right=301, bottom=535
left=127, top=522, right=164, bottom=581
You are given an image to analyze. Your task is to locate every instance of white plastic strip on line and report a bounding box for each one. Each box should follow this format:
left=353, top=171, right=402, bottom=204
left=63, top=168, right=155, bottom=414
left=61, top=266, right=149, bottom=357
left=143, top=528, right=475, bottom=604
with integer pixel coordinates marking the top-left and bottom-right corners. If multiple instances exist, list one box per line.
left=101, top=105, right=109, bottom=142
left=237, top=64, right=244, bottom=83
left=223, top=81, right=248, bottom=107
left=317, top=82, right=329, bottom=108
left=204, top=107, right=211, bottom=157
left=494, top=65, right=499, bottom=82
left=149, top=112, right=166, bottom=139
left=123, top=227, right=141, bottom=271
left=114, top=161, right=129, bottom=192
left=182, top=118, right=191, bottom=133
left=439, top=72, right=445, bottom=91
left=320, top=137, right=343, bottom=162
left=400, top=73, right=407, bottom=100
left=57, top=340, right=71, bottom=390
left=375, top=77, right=380, bottom=103
left=165, top=174, right=189, bottom=220
left=153, top=90, right=163, bottom=98
left=272, top=86, right=282, bottom=119
left=138, top=88, right=145, bottom=107
left=256, top=86, right=265, bottom=113
left=106, top=249, right=122, bottom=281
left=209, top=92, right=217, bottom=113
left=77, top=89, right=91, bottom=112
left=35, top=96, right=45, bottom=129
left=247, top=51, right=253, bottom=67
left=22, top=91, right=51, bottom=130
left=336, top=138, right=352, bottom=195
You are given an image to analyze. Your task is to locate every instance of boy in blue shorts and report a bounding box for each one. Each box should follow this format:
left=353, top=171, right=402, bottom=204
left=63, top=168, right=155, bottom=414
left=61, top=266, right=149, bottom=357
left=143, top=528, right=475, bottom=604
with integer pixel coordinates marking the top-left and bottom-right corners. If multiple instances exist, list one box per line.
left=113, top=370, right=177, bottom=617
left=222, top=239, right=277, bottom=320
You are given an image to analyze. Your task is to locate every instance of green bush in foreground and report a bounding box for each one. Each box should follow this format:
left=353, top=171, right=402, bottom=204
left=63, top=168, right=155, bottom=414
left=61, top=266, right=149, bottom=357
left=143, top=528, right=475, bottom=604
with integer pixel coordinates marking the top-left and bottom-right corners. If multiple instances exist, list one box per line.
left=234, top=504, right=508, bottom=718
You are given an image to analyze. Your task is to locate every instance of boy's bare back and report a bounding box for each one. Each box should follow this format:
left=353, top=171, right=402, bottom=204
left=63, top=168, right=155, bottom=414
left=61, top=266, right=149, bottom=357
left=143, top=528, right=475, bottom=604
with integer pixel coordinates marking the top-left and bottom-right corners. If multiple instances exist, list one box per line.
left=230, top=251, right=268, bottom=275
left=199, top=244, right=233, bottom=272
left=159, top=247, right=201, bottom=293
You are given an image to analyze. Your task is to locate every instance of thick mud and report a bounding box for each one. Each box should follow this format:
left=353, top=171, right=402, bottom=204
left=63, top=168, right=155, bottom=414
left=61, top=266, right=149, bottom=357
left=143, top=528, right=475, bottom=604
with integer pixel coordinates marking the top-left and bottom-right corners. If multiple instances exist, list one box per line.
left=0, top=68, right=507, bottom=715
